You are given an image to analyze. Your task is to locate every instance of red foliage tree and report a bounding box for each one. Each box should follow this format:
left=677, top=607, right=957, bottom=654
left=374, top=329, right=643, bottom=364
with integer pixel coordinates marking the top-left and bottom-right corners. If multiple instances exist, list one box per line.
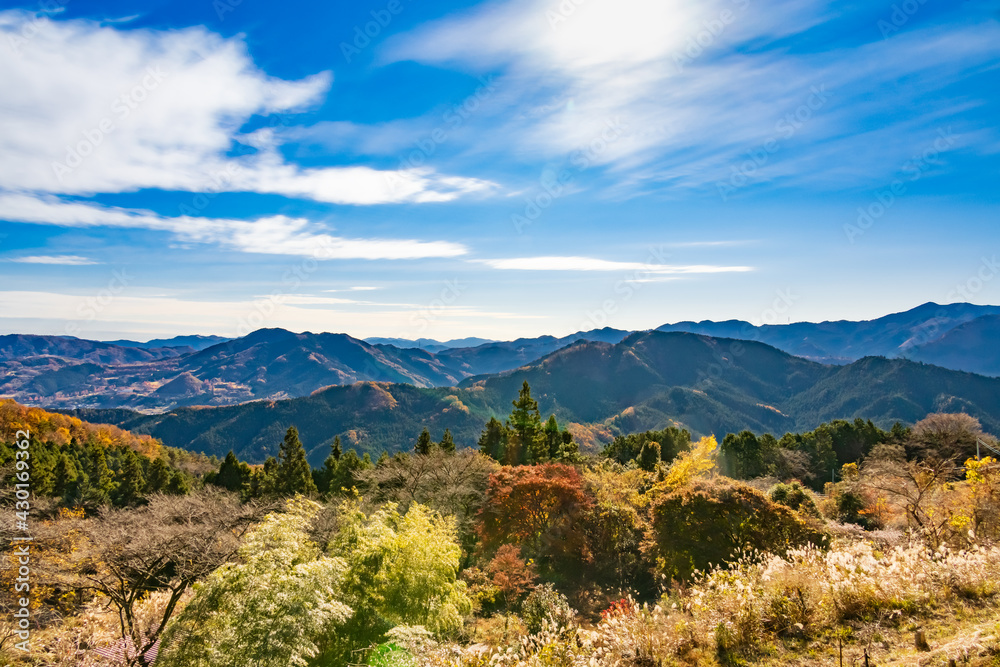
left=485, top=544, right=538, bottom=612
left=478, top=463, right=593, bottom=571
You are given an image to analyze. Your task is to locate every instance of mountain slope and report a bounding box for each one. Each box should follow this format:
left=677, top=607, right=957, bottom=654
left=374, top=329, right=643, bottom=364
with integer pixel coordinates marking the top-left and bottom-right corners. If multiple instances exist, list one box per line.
left=0, top=334, right=186, bottom=363
left=68, top=331, right=1000, bottom=465
left=657, top=302, right=1000, bottom=364
left=903, top=315, right=1000, bottom=377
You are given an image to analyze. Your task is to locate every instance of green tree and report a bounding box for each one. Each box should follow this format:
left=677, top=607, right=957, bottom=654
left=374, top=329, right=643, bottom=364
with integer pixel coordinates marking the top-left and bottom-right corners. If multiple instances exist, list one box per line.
left=478, top=417, right=509, bottom=462
left=330, top=435, right=342, bottom=461
left=439, top=428, right=456, bottom=454
left=88, top=443, right=116, bottom=506
left=52, top=453, right=78, bottom=503
left=322, top=502, right=472, bottom=663
left=214, top=451, right=250, bottom=493
left=167, top=470, right=190, bottom=495
left=159, top=498, right=352, bottom=667
left=507, top=381, right=543, bottom=465
left=638, top=440, right=661, bottom=472
left=115, top=449, right=146, bottom=507
left=328, top=449, right=371, bottom=496
left=145, top=457, right=171, bottom=494
left=275, top=426, right=318, bottom=496
left=415, top=428, right=433, bottom=455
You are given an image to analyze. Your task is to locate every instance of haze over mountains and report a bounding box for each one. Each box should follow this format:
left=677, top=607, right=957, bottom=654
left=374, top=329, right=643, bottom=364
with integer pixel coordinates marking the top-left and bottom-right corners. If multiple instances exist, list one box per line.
left=64, top=330, right=1000, bottom=466
left=1, top=302, right=998, bottom=414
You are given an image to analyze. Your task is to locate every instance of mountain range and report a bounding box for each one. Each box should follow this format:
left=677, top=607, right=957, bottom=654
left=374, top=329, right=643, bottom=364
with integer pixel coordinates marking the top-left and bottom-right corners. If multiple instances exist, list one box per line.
left=1, top=302, right=997, bottom=415
left=61, top=330, right=1000, bottom=466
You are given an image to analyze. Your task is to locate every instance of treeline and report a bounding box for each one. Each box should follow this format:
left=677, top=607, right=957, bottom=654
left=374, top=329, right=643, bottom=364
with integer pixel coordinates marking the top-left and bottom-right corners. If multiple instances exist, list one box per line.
left=0, top=434, right=203, bottom=510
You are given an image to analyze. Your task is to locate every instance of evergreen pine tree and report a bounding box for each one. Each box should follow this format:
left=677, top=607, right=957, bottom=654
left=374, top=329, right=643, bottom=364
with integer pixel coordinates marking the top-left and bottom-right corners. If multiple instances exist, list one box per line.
left=508, top=381, right=543, bottom=465
left=439, top=428, right=456, bottom=453
left=415, top=428, right=433, bottom=455
left=53, top=453, right=78, bottom=503
left=543, top=415, right=561, bottom=460
left=167, top=470, right=190, bottom=495
left=331, top=436, right=342, bottom=461
left=116, top=450, right=146, bottom=506
left=88, top=444, right=116, bottom=505
left=275, top=426, right=318, bottom=496
left=478, top=417, right=509, bottom=462
left=215, top=451, right=246, bottom=492
left=145, top=457, right=171, bottom=494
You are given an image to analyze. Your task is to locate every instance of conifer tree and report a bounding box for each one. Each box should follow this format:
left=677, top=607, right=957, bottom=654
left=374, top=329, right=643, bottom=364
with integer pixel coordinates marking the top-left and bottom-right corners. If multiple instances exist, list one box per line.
left=146, top=457, right=171, bottom=494
left=439, top=428, right=456, bottom=453
left=88, top=443, right=116, bottom=505
left=415, top=428, right=433, bottom=455
left=508, top=381, right=543, bottom=465
left=275, top=426, right=318, bottom=496
left=53, top=453, right=78, bottom=503
left=638, top=440, right=661, bottom=472
left=543, top=415, right=562, bottom=460
left=215, top=451, right=247, bottom=492
left=116, top=450, right=146, bottom=506
left=167, top=471, right=190, bottom=495
left=331, top=436, right=342, bottom=461
left=478, top=417, right=509, bottom=462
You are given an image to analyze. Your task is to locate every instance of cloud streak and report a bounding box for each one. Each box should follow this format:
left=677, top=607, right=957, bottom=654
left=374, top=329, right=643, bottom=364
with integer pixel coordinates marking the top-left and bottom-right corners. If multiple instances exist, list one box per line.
left=0, top=194, right=468, bottom=260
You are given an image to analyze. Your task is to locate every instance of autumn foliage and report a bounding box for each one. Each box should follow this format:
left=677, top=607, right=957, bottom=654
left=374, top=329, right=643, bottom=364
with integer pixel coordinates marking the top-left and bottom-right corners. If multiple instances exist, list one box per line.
left=478, top=463, right=593, bottom=571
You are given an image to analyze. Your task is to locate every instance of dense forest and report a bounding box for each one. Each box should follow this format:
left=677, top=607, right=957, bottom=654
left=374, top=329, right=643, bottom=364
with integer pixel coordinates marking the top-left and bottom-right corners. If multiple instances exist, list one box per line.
left=2, top=387, right=1000, bottom=666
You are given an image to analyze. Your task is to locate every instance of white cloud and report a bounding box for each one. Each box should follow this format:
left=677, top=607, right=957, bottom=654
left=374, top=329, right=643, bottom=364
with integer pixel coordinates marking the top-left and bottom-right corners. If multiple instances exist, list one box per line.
left=478, top=256, right=752, bottom=273
left=0, top=194, right=468, bottom=260
left=0, top=10, right=494, bottom=204
left=9, top=255, right=99, bottom=265
left=387, top=0, right=1000, bottom=192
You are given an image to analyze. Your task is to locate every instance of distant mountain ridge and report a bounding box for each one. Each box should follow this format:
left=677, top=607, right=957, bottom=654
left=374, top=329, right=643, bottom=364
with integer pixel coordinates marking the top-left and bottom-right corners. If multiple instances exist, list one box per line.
left=105, top=334, right=230, bottom=351
left=657, top=302, right=1000, bottom=371
left=66, top=331, right=1000, bottom=466
left=2, top=302, right=998, bottom=412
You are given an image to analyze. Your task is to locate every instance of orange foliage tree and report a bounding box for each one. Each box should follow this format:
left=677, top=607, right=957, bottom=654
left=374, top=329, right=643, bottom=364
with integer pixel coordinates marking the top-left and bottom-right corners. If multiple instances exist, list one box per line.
left=478, top=463, right=593, bottom=573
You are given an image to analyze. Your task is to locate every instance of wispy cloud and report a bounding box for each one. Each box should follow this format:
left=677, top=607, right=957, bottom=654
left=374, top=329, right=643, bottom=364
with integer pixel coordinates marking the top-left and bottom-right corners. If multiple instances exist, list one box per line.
left=387, top=0, right=1000, bottom=194
left=0, top=10, right=495, bottom=205
left=0, top=194, right=468, bottom=260
left=9, top=255, right=100, bottom=265
left=477, top=256, right=753, bottom=273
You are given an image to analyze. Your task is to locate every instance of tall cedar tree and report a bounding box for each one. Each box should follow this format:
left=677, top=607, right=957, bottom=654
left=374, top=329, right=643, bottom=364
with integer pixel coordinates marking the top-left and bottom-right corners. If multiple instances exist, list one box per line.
left=508, top=381, right=543, bottom=465
left=478, top=417, right=509, bottom=461
left=320, top=436, right=343, bottom=494
left=439, top=429, right=456, bottom=453
left=416, top=428, right=433, bottom=455
left=116, top=449, right=146, bottom=506
left=146, top=457, right=171, bottom=494
left=275, top=426, right=318, bottom=495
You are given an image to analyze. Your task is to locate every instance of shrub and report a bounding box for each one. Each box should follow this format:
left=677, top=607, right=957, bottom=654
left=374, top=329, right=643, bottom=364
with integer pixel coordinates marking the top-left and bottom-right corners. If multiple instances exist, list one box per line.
left=521, top=583, right=574, bottom=634
left=646, top=477, right=828, bottom=581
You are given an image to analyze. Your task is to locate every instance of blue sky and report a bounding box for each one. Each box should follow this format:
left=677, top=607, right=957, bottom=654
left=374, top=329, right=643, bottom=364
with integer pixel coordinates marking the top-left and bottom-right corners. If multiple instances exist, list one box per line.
left=0, top=0, right=998, bottom=342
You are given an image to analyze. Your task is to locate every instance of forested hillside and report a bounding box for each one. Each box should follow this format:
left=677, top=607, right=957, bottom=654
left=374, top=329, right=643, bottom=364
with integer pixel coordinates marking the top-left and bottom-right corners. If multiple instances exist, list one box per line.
left=67, top=332, right=1000, bottom=465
